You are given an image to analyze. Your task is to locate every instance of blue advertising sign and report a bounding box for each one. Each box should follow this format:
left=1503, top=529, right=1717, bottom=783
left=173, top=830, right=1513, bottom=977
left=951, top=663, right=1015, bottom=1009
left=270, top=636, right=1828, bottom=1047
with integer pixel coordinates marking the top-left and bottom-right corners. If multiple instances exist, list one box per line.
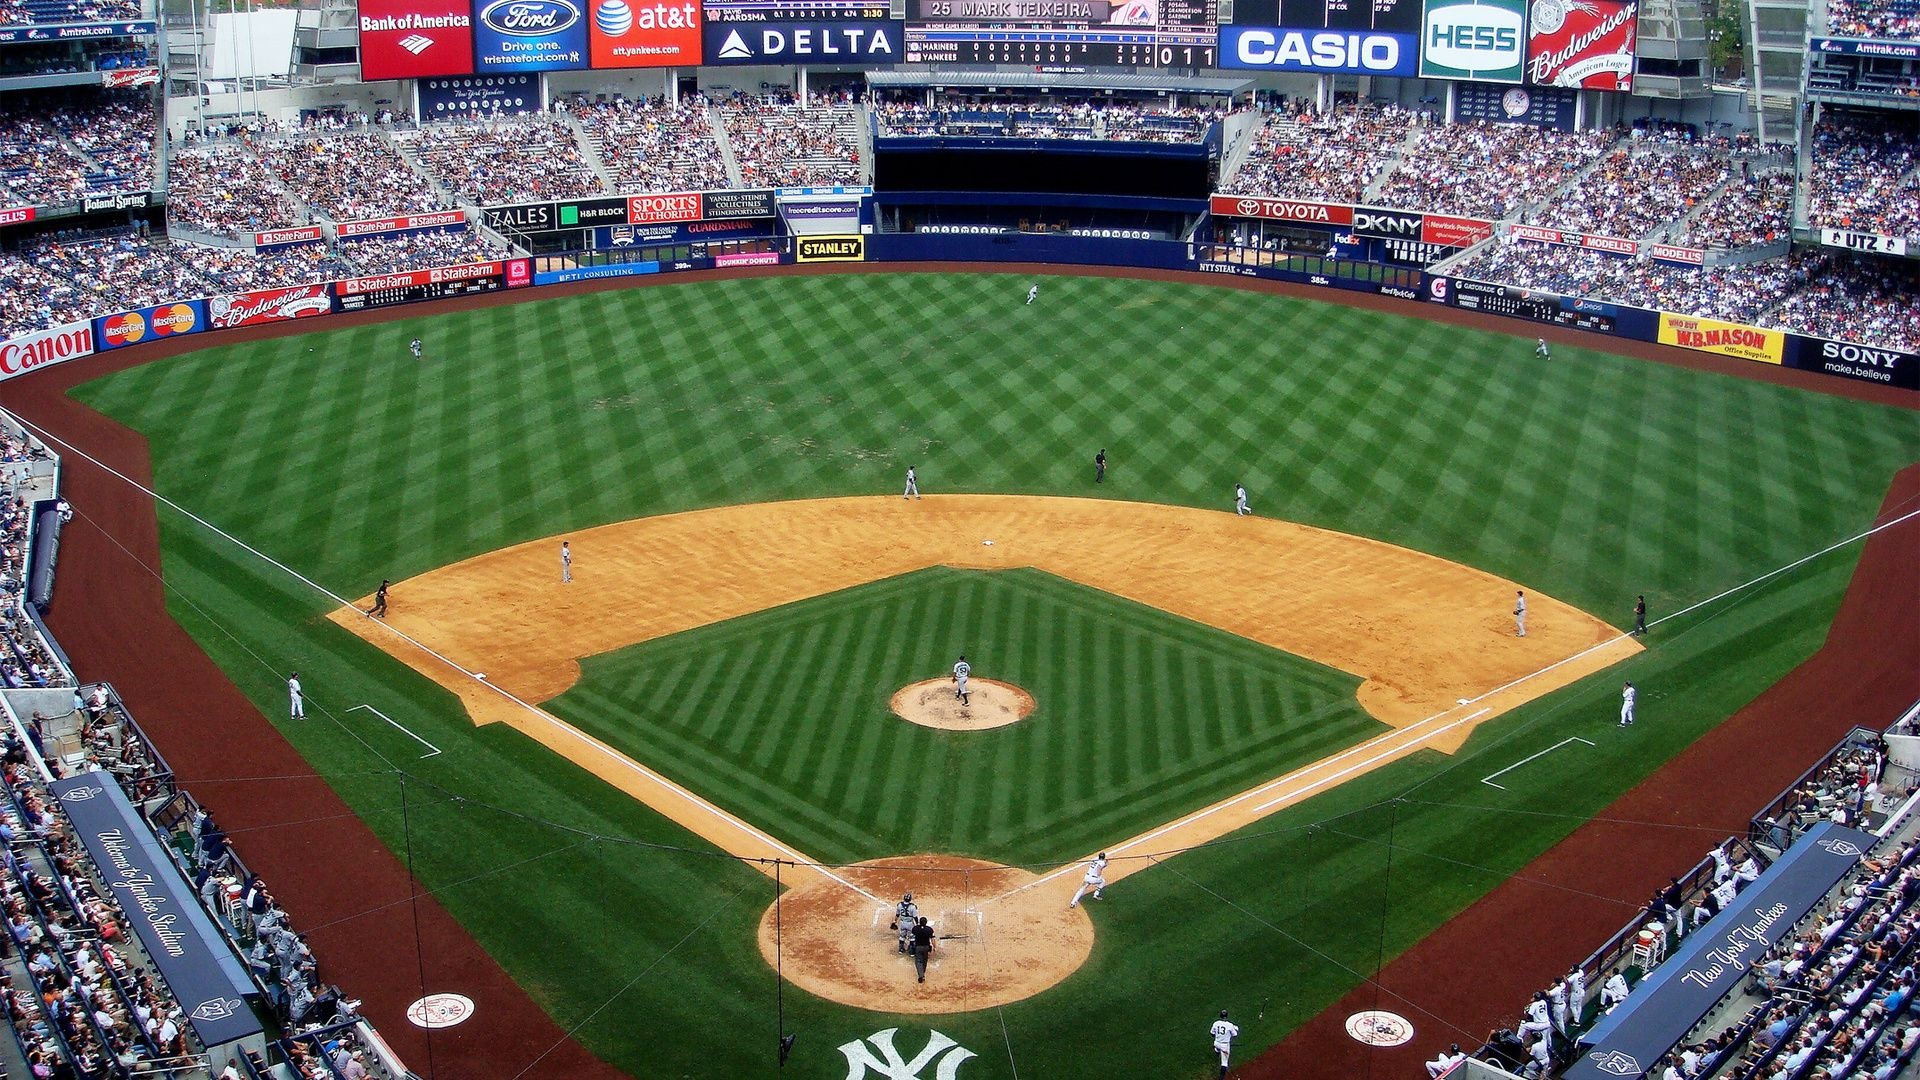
left=472, top=0, right=588, bottom=70
left=94, top=299, right=208, bottom=352
left=533, top=260, right=661, bottom=284
left=417, top=73, right=542, bottom=116
left=1217, top=25, right=1419, bottom=74
left=50, top=773, right=262, bottom=1047
left=0, top=19, right=155, bottom=41
left=1809, top=36, right=1920, bottom=57
left=701, top=18, right=903, bottom=63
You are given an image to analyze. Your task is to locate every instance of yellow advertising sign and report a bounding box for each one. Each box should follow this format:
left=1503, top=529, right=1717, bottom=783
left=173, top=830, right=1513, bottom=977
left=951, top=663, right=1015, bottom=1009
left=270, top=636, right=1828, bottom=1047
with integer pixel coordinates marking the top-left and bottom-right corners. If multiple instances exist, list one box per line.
left=796, top=235, right=865, bottom=263
left=1657, top=313, right=1784, bottom=365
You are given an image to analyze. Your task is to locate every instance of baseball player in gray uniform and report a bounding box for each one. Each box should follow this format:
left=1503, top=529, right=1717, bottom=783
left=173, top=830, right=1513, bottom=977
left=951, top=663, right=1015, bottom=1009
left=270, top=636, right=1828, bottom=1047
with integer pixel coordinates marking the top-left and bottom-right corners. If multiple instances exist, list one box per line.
left=1620, top=681, right=1636, bottom=726
left=561, top=541, right=573, bottom=583
left=1514, top=590, right=1527, bottom=637
left=288, top=673, right=305, bottom=720
left=952, top=655, right=970, bottom=706
left=1235, top=484, right=1251, bottom=516
left=892, top=893, right=918, bottom=954
left=904, top=465, right=920, bottom=500
left=1068, top=852, right=1108, bottom=908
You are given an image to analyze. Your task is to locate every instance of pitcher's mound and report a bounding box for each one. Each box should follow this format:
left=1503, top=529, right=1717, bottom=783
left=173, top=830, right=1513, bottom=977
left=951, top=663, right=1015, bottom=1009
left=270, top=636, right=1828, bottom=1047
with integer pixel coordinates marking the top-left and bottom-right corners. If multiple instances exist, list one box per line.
left=890, top=679, right=1035, bottom=731
left=757, top=855, right=1093, bottom=1014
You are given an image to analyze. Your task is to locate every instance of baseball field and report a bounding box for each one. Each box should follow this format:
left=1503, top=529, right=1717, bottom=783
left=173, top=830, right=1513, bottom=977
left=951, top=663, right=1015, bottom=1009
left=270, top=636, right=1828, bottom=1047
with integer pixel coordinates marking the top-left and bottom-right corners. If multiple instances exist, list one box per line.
left=28, top=268, right=1920, bottom=1078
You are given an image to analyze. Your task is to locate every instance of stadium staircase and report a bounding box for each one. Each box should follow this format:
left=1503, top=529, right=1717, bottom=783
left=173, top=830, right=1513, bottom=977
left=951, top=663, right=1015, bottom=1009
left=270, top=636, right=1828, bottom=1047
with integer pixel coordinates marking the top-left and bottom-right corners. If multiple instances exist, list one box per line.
left=855, top=101, right=875, bottom=184
left=1214, top=109, right=1264, bottom=190
left=381, top=126, right=461, bottom=212
left=1359, top=123, right=1422, bottom=203
left=560, top=112, right=619, bottom=194
left=709, top=102, right=746, bottom=189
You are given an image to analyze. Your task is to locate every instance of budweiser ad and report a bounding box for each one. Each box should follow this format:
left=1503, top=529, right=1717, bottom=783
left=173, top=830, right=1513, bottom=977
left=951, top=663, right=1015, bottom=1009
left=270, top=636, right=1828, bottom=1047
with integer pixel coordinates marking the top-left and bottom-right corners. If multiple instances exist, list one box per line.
left=0, top=321, right=94, bottom=383
left=208, top=285, right=334, bottom=329
left=1526, top=0, right=1636, bottom=89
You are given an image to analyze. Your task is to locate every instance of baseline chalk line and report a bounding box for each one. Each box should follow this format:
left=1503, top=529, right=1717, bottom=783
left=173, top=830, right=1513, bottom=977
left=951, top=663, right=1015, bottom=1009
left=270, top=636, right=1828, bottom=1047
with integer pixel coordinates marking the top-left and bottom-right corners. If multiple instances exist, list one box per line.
left=348, top=704, right=443, bottom=758
left=1480, top=736, right=1594, bottom=790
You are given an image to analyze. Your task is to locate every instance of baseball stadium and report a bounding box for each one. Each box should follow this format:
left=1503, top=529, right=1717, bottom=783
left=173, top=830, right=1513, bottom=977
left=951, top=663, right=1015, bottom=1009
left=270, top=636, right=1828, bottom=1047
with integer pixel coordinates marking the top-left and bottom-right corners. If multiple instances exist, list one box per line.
left=0, top=1, right=1915, bottom=1078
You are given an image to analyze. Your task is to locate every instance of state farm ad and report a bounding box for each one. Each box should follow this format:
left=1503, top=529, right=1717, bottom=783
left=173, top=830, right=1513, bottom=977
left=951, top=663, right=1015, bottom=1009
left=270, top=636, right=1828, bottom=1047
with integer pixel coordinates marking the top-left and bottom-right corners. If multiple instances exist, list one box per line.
left=1526, top=0, right=1636, bottom=89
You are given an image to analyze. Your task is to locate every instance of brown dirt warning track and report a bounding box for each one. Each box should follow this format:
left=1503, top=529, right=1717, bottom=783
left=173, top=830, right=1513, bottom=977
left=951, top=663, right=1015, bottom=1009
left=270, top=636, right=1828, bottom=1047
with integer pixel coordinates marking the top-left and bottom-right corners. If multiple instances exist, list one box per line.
left=0, top=259, right=1910, bottom=1078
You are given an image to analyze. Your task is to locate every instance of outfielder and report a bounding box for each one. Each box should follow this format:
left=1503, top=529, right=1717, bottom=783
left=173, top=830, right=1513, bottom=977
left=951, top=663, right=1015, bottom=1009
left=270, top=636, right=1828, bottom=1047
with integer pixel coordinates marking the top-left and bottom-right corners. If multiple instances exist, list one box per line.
left=1535, top=337, right=1551, bottom=359
left=904, top=465, right=920, bottom=500
left=892, top=892, right=918, bottom=954
left=409, top=338, right=423, bottom=360
left=1234, top=483, right=1251, bottom=516
left=1620, top=681, right=1636, bottom=726
left=1210, top=1010, right=1239, bottom=1078
left=1026, top=283, right=1039, bottom=305
left=952, top=655, right=970, bottom=706
left=1514, top=590, right=1527, bottom=637
left=1068, top=852, right=1108, bottom=907
left=288, top=672, right=305, bottom=720
left=561, top=541, right=572, bottom=583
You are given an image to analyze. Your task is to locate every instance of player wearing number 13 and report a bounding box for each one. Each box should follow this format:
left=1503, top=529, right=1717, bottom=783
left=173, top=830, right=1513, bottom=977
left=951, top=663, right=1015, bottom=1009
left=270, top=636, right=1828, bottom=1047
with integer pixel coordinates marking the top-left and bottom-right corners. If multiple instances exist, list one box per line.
left=1210, top=1010, right=1239, bottom=1078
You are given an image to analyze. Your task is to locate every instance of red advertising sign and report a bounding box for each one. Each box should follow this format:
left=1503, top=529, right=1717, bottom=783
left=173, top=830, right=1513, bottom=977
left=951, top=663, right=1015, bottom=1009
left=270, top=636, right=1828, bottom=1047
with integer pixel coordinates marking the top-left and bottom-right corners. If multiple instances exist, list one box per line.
left=1526, top=0, right=1636, bottom=89
left=1510, top=224, right=1564, bottom=244
left=356, top=0, right=476, bottom=80
left=506, top=258, right=532, bottom=287
left=208, top=285, right=334, bottom=329
left=627, top=192, right=702, bottom=224
left=1421, top=214, right=1493, bottom=248
left=101, top=67, right=159, bottom=88
left=588, top=0, right=702, bottom=67
left=715, top=251, right=781, bottom=267
left=0, top=321, right=93, bottom=383
left=337, top=260, right=501, bottom=295
left=1580, top=233, right=1638, bottom=255
left=1648, top=243, right=1705, bottom=265
left=1208, top=194, right=1354, bottom=226
left=0, top=206, right=36, bottom=227
left=336, top=210, right=467, bottom=238
left=254, top=225, right=325, bottom=248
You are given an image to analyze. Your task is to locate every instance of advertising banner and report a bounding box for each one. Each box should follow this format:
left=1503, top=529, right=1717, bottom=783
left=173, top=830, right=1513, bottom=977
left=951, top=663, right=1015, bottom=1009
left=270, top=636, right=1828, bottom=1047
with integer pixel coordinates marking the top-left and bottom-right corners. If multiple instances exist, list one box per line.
left=335, top=261, right=509, bottom=310
left=703, top=19, right=899, bottom=64
left=1647, top=243, right=1704, bottom=265
left=253, top=225, right=326, bottom=250
left=715, top=251, right=782, bottom=266
left=337, top=210, right=468, bottom=238
left=483, top=201, right=557, bottom=233
left=590, top=0, right=702, bottom=67
left=1437, top=275, right=1626, bottom=333
left=506, top=257, right=532, bottom=287
left=1810, top=37, right=1920, bottom=57
left=532, top=261, right=661, bottom=284
left=1208, top=194, right=1354, bottom=225
left=0, top=20, right=154, bottom=42
left=417, top=74, right=540, bottom=117
left=357, top=0, right=476, bottom=79
left=1580, top=232, right=1636, bottom=255
left=557, top=197, right=633, bottom=228
left=0, top=206, right=37, bottom=227
left=82, top=191, right=149, bottom=213
left=627, top=192, right=702, bottom=224
left=1657, top=312, right=1783, bottom=364
left=1818, top=227, right=1908, bottom=257
left=1787, top=335, right=1917, bottom=390
left=597, top=220, right=764, bottom=246
left=1351, top=205, right=1424, bottom=240
left=100, top=67, right=159, bottom=87
left=1420, top=213, right=1492, bottom=247
left=1217, top=26, right=1420, bottom=75
left=95, top=301, right=206, bottom=351
left=207, top=285, right=333, bottom=329
left=1525, top=0, right=1634, bottom=89
left=1419, top=0, right=1526, bottom=82
left=702, top=189, right=776, bottom=219
left=472, top=0, right=589, bottom=70
left=0, top=321, right=93, bottom=383
left=796, top=235, right=865, bottom=262
left=782, top=200, right=862, bottom=219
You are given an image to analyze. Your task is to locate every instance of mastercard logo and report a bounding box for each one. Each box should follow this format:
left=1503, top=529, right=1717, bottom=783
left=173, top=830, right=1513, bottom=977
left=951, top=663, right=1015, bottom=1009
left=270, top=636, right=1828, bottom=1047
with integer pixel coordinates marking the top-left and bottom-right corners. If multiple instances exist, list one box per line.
left=151, top=303, right=198, bottom=335
left=102, top=304, right=199, bottom=347
left=102, top=311, right=146, bottom=346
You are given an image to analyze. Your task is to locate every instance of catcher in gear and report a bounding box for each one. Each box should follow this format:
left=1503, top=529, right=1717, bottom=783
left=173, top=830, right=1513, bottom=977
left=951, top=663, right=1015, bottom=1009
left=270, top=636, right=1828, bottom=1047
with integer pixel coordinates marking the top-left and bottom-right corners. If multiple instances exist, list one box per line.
left=892, top=893, right=918, bottom=954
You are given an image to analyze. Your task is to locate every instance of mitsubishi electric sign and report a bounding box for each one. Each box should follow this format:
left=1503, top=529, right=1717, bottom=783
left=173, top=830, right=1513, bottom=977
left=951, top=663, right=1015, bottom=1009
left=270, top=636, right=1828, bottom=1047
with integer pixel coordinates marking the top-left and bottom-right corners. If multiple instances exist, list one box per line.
left=1419, top=0, right=1526, bottom=82
left=701, top=19, right=901, bottom=64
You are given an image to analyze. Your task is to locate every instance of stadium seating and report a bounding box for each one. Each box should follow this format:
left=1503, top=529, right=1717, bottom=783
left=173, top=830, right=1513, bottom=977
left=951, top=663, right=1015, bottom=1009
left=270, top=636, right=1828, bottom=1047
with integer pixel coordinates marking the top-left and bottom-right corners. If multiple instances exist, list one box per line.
left=571, top=96, right=730, bottom=194
left=718, top=92, right=862, bottom=187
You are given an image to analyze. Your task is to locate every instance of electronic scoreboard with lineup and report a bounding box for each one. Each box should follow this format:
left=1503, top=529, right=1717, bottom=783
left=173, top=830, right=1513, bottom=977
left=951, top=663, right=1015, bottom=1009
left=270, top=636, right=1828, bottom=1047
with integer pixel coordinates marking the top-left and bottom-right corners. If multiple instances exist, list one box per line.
left=704, top=0, right=891, bottom=19
left=903, top=0, right=1217, bottom=68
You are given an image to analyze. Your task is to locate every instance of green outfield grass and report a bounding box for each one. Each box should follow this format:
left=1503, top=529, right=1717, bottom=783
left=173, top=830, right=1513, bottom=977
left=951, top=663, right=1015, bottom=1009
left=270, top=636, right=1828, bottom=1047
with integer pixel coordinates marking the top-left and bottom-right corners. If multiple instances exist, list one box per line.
left=70, top=271, right=1920, bottom=1079
left=548, top=566, right=1376, bottom=865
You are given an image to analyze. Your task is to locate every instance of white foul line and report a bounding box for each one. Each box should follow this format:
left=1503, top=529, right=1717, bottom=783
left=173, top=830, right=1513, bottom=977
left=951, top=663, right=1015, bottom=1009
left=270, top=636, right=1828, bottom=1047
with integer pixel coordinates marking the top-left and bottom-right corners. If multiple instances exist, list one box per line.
left=1479, top=736, right=1594, bottom=791
left=347, top=704, right=443, bottom=758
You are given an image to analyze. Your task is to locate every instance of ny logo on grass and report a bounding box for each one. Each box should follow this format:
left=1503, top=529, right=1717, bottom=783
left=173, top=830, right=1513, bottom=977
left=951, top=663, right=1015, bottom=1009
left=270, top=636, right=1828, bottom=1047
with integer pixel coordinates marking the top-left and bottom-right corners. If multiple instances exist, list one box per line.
left=837, top=1028, right=976, bottom=1080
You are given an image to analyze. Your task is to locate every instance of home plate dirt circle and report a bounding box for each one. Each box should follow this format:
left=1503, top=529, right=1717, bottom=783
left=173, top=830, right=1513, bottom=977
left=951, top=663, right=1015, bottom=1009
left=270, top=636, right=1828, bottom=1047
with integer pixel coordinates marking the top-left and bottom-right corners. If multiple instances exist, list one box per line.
left=757, top=856, right=1094, bottom=1014
left=889, top=679, right=1036, bottom=731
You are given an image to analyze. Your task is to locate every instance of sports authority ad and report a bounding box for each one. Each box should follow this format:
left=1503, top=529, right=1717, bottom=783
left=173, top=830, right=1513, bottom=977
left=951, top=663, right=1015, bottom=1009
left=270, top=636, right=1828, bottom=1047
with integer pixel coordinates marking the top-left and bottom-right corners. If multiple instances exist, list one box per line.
left=1525, top=0, right=1634, bottom=88
left=472, top=0, right=589, bottom=70
left=1208, top=194, right=1355, bottom=225
left=1818, top=228, right=1908, bottom=257
left=702, top=19, right=900, bottom=63
left=334, top=261, right=512, bottom=311
left=94, top=301, right=206, bottom=351
left=336, top=210, right=469, bottom=238
left=357, top=0, right=476, bottom=79
left=589, top=0, right=702, bottom=66
left=1419, top=0, right=1526, bottom=82
left=0, top=321, right=93, bottom=383
left=628, top=192, right=702, bottom=224
left=207, top=285, right=333, bottom=329
left=1657, top=313, right=1783, bottom=365
left=417, top=74, right=540, bottom=116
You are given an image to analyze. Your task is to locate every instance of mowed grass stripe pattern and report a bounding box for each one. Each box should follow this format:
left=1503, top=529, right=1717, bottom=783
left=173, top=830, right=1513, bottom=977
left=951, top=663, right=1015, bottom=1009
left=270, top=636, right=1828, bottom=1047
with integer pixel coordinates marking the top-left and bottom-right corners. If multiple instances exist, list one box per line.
left=78, top=274, right=1919, bottom=629
left=549, top=567, right=1377, bottom=865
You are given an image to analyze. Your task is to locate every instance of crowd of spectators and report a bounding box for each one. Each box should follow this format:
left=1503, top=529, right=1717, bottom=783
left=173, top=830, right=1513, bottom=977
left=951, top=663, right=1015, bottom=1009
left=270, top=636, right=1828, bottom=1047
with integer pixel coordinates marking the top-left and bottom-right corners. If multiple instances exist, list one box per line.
left=1524, top=144, right=1731, bottom=240
left=0, top=245, right=94, bottom=337
left=172, top=241, right=356, bottom=294
left=718, top=92, right=861, bottom=187
left=1226, top=99, right=1422, bottom=204
left=28, top=231, right=213, bottom=311
left=0, top=90, right=154, bottom=211
left=571, top=96, right=730, bottom=194
left=872, top=97, right=1223, bottom=143
left=339, top=228, right=502, bottom=274
left=1808, top=117, right=1920, bottom=243
left=1766, top=258, right=1920, bottom=353
left=1824, top=0, right=1920, bottom=41
left=398, top=115, right=605, bottom=205
left=249, top=132, right=446, bottom=223
left=1376, top=121, right=1616, bottom=220
left=167, top=147, right=304, bottom=238
left=0, top=0, right=140, bottom=26
left=1677, top=167, right=1796, bottom=250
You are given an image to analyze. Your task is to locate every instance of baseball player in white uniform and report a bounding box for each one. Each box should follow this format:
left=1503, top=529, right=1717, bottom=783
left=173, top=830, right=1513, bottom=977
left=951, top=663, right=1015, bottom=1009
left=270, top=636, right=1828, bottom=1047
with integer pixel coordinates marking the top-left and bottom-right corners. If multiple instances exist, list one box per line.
left=1234, top=483, right=1250, bottom=516
left=1514, top=590, right=1528, bottom=637
left=409, top=338, right=423, bottom=359
left=1620, top=681, right=1636, bottom=726
left=1535, top=337, right=1551, bottom=359
left=1210, top=1010, right=1239, bottom=1077
left=1518, top=992, right=1551, bottom=1046
left=288, top=673, right=305, bottom=720
left=892, top=893, right=918, bottom=954
left=1068, top=852, right=1108, bottom=907
left=904, top=465, right=920, bottom=500
left=1026, top=283, right=1039, bottom=305
left=952, top=655, right=970, bottom=705
left=561, top=541, right=572, bottom=583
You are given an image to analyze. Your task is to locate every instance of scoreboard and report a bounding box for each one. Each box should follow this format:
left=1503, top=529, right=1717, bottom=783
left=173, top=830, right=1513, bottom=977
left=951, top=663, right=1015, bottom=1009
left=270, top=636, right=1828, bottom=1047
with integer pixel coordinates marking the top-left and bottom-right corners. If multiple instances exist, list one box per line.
left=703, top=0, right=890, bottom=18
left=903, top=0, right=1217, bottom=68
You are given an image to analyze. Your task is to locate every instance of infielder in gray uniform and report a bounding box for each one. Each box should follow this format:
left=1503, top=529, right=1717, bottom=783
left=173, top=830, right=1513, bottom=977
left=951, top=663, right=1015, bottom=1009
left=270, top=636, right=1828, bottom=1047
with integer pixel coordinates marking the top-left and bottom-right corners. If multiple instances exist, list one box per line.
left=952, top=655, right=970, bottom=706
left=1514, top=590, right=1527, bottom=637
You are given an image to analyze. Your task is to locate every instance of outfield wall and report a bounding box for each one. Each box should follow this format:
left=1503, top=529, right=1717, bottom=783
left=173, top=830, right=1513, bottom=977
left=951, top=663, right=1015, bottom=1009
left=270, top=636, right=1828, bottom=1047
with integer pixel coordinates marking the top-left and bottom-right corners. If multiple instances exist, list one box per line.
left=0, top=231, right=1913, bottom=393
